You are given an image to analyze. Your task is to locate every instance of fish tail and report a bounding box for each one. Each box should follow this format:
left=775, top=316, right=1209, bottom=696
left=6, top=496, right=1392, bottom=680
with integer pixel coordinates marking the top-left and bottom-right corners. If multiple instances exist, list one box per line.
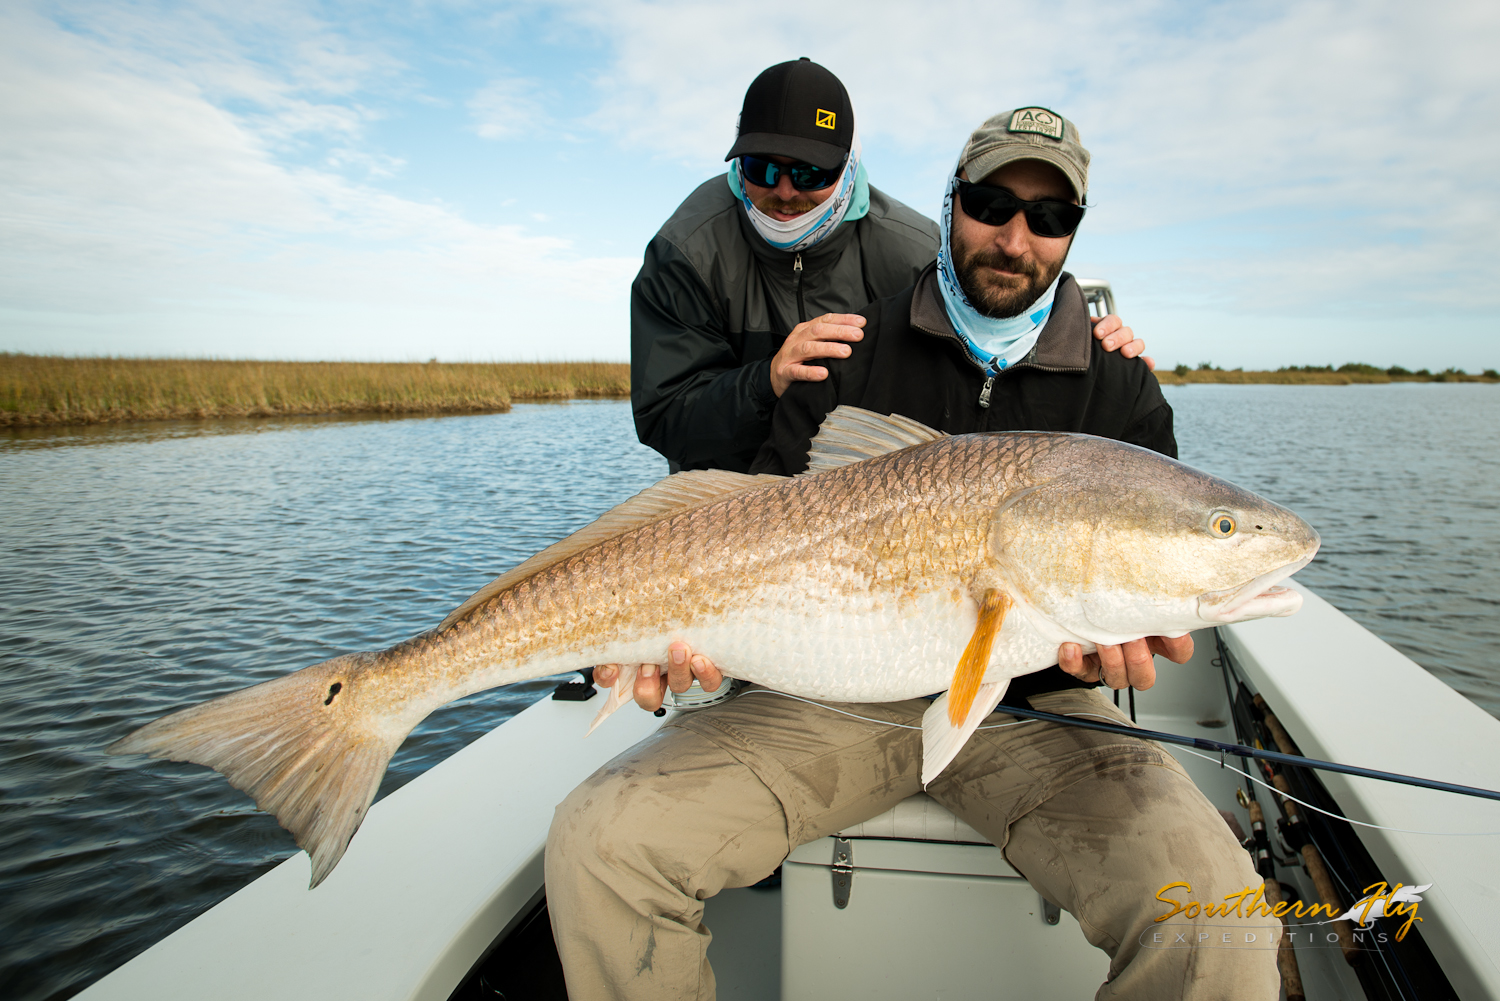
left=107, top=653, right=406, bottom=888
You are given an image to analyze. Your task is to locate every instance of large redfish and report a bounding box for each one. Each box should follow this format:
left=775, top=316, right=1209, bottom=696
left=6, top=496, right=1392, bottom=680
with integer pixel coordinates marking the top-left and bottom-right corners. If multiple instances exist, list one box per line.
left=110, top=407, right=1319, bottom=886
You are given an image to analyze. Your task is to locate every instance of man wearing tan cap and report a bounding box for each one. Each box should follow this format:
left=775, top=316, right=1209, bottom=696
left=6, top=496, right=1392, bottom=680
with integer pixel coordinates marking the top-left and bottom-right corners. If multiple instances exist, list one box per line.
left=746, top=108, right=1278, bottom=992
left=549, top=109, right=1257, bottom=999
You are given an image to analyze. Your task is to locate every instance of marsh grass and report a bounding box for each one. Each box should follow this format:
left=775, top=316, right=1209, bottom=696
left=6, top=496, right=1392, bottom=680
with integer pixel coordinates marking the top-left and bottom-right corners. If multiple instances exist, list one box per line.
left=6, top=354, right=1493, bottom=426
left=0, top=355, right=630, bottom=426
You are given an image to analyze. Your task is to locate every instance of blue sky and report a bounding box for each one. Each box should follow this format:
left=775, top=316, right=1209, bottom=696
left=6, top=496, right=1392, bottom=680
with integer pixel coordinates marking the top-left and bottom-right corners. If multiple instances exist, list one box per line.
left=1, top=0, right=1496, bottom=370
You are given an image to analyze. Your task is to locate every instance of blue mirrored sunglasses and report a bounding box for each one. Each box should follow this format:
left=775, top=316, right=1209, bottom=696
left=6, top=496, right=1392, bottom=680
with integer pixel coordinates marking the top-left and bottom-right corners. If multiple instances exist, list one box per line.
left=740, top=155, right=845, bottom=192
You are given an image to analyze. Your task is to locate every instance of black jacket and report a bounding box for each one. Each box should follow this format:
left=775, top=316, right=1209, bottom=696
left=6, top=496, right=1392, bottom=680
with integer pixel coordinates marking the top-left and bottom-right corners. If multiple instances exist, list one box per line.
left=631, top=175, right=939, bottom=473
left=751, top=263, right=1176, bottom=476
left=749, top=263, right=1176, bottom=702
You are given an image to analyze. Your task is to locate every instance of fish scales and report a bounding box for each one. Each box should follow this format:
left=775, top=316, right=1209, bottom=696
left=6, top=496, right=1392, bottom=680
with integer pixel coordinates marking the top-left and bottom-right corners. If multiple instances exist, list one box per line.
left=266, top=436, right=1014, bottom=731
left=433, top=435, right=1018, bottom=702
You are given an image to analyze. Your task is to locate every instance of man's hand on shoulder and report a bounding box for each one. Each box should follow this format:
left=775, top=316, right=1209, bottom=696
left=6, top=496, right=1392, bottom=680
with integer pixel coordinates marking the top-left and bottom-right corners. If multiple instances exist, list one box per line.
left=1090, top=314, right=1153, bottom=372
left=593, top=642, right=724, bottom=712
left=770, top=313, right=866, bottom=396
left=1057, top=634, right=1193, bottom=692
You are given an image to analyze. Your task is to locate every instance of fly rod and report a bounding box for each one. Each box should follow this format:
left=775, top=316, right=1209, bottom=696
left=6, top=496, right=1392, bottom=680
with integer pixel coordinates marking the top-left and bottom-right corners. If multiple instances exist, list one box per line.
left=997, top=702, right=1500, bottom=804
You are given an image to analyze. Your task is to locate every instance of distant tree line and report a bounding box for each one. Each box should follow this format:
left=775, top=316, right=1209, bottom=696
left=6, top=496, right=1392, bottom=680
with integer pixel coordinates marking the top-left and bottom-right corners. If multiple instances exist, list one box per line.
left=1170, top=362, right=1499, bottom=380
left=1278, top=363, right=1494, bottom=377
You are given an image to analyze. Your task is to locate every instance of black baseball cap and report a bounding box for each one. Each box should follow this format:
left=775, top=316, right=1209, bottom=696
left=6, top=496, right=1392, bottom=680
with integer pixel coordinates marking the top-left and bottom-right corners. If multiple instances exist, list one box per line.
left=724, top=58, right=853, bottom=170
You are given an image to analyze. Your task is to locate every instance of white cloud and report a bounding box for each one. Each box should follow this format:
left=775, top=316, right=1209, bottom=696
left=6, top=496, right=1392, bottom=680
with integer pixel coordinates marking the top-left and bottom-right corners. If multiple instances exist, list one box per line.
left=0, top=2, right=637, bottom=360
left=562, top=0, right=1500, bottom=321
left=469, top=76, right=547, bottom=140
left=2, top=0, right=1495, bottom=368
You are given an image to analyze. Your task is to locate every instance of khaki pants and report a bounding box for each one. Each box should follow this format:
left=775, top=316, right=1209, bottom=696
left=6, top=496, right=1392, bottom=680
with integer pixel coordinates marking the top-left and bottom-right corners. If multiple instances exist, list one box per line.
left=546, top=687, right=1278, bottom=1000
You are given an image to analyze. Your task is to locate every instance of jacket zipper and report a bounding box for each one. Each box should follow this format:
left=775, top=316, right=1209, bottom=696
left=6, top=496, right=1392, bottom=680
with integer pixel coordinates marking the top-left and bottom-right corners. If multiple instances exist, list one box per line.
left=978, top=374, right=995, bottom=409
left=794, top=253, right=806, bottom=323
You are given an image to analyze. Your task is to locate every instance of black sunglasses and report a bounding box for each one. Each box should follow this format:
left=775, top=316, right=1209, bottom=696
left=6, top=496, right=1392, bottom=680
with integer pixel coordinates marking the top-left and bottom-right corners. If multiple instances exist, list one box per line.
left=740, top=155, right=844, bottom=192
left=954, top=178, right=1086, bottom=238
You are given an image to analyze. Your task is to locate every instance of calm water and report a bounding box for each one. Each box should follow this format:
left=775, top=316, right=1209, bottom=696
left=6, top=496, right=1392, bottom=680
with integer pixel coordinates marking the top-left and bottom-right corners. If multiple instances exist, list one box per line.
left=1171, top=384, right=1500, bottom=713
left=1, top=387, right=1497, bottom=999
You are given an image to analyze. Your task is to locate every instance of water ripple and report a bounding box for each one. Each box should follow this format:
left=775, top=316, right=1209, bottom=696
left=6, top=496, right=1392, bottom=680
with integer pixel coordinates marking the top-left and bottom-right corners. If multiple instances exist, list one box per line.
left=0, top=403, right=666, bottom=1000
left=1170, top=383, right=1500, bottom=717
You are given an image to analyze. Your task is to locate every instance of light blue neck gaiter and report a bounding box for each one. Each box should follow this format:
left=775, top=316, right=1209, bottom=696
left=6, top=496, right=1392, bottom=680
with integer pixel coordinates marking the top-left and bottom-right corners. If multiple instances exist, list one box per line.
left=727, top=132, right=869, bottom=252
left=936, top=160, right=1059, bottom=375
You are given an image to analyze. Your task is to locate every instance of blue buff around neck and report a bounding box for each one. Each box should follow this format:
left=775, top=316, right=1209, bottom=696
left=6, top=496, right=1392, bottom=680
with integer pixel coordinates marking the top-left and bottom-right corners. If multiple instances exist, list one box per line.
left=726, top=162, right=870, bottom=226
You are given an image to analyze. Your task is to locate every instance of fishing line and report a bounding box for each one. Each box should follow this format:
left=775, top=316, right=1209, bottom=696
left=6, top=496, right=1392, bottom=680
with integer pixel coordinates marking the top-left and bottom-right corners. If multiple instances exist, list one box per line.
left=735, top=690, right=1500, bottom=826
left=736, top=689, right=1037, bottom=731
left=991, top=701, right=1500, bottom=805
left=1171, top=745, right=1500, bottom=836
left=1020, top=711, right=1498, bottom=834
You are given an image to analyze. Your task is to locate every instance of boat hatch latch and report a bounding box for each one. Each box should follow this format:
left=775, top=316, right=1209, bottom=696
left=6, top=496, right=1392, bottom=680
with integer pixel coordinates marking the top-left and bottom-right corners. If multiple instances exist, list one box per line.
left=552, top=668, right=598, bottom=702
left=831, top=837, right=854, bottom=909
left=1041, top=895, right=1061, bottom=926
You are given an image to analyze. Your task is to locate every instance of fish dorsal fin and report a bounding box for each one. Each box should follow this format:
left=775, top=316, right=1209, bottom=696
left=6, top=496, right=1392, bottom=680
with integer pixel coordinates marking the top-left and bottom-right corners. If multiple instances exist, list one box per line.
left=803, top=405, right=948, bottom=475
left=438, top=470, right=785, bottom=630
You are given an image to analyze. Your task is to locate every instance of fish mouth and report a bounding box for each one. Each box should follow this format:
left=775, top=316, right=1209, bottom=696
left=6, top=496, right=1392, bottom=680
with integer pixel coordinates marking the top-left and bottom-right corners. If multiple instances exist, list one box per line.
left=1197, top=553, right=1316, bottom=623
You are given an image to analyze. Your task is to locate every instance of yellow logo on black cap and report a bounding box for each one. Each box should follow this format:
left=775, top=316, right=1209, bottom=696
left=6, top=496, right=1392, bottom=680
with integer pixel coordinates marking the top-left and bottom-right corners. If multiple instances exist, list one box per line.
left=815, top=109, right=836, bottom=130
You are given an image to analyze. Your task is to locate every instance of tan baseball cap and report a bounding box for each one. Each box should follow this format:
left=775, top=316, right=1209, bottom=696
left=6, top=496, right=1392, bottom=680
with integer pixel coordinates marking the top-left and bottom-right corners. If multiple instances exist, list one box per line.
left=960, top=107, right=1090, bottom=200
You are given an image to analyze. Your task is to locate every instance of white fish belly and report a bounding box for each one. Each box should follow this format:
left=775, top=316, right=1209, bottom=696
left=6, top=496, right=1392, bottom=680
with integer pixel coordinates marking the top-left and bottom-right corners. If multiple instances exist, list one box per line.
left=680, top=587, right=976, bottom=702
left=512, top=581, right=1067, bottom=704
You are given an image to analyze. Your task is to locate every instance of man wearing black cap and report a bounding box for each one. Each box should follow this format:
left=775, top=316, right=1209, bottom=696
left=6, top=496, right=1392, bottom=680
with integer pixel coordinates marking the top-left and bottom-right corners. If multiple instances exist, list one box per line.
left=630, top=58, right=1148, bottom=476
left=630, top=57, right=934, bottom=475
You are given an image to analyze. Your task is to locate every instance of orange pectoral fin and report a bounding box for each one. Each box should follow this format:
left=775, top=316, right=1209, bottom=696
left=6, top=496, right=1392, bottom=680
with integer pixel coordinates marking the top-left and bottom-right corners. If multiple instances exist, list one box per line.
left=949, top=589, right=1011, bottom=726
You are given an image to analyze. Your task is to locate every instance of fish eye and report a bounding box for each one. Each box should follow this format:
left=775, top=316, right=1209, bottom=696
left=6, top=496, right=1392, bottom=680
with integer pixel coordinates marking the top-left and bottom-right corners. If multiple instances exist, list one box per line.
left=1209, top=512, right=1237, bottom=538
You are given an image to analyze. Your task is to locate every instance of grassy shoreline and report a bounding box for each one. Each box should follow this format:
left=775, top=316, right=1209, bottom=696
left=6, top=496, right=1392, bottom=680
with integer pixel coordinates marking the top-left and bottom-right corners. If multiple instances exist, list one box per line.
left=1, top=355, right=630, bottom=427
left=3, top=354, right=1495, bottom=427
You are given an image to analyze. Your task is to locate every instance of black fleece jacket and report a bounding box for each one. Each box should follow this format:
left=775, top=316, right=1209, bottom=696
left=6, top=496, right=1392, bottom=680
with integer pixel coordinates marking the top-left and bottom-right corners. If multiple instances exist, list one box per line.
left=750, top=262, right=1176, bottom=701
left=751, top=263, right=1175, bottom=474
left=630, top=176, right=938, bottom=473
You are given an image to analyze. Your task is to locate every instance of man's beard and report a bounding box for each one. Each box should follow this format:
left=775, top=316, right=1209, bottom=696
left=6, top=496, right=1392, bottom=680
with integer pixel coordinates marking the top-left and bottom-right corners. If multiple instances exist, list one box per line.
left=953, top=240, right=1066, bottom=319
left=750, top=191, right=820, bottom=217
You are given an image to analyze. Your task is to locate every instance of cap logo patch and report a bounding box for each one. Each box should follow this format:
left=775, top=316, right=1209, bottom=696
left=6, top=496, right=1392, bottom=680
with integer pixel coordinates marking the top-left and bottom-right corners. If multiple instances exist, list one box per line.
left=815, top=109, right=837, bottom=130
left=1007, top=108, right=1063, bottom=140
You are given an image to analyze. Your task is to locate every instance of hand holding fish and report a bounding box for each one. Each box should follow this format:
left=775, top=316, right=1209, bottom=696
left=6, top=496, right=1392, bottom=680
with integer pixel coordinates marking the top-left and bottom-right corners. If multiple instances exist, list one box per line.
left=594, top=643, right=725, bottom=712
left=1058, top=634, right=1195, bottom=691
left=600, top=633, right=1191, bottom=712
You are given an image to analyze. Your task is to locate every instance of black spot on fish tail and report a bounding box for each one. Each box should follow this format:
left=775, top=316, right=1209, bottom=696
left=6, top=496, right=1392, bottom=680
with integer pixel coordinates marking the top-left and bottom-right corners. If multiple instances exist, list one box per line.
left=106, top=654, right=405, bottom=887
